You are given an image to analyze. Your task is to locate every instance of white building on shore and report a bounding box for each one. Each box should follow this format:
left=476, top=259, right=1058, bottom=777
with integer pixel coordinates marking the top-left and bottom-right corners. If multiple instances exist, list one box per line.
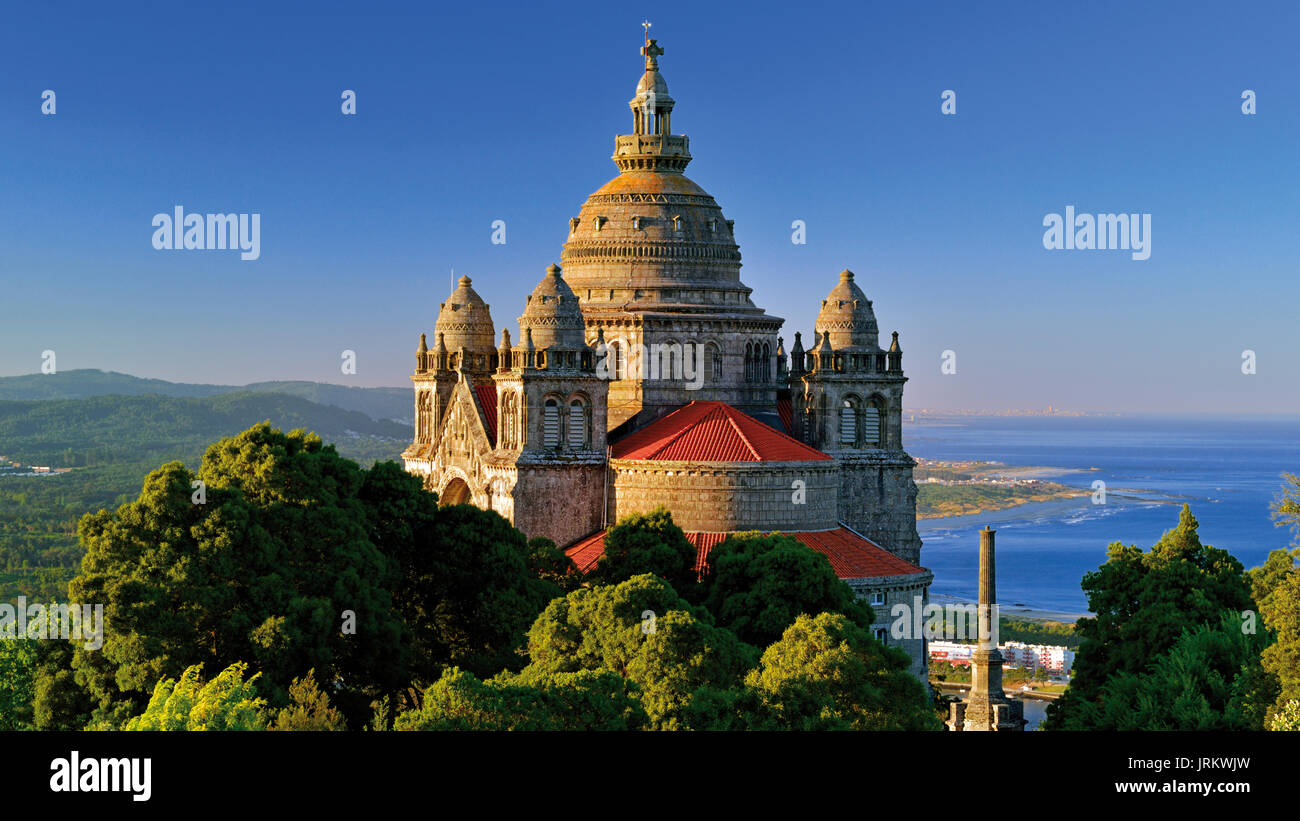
left=930, top=640, right=1074, bottom=674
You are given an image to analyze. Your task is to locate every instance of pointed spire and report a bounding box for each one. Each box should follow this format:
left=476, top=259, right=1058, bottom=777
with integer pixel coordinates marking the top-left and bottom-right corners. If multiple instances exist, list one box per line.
left=523, top=328, right=536, bottom=369
left=889, top=331, right=901, bottom=353
left=416, top=332, right=428, bottom=373
left=790, top=331, right=806, bottom=376
left=498, top=329, right=512, bottom=371
left=435, top=332, right=448, bottom=370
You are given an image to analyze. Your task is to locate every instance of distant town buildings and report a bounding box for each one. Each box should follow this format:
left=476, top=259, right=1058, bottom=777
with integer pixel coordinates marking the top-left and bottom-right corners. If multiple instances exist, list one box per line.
left=931, top=639, right=1075, bottom=675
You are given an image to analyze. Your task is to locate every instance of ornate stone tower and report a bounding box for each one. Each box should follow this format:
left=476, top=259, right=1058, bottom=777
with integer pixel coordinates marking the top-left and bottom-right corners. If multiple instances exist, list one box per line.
left=791, top=270, right=922, bottom=564
left=947, top=527, right=1026, bottom=731
left=408, top=276, right=497, bottom=459
left=560, top=38, right=784, bottom=430
left=490, top=264, right=609, bottom=547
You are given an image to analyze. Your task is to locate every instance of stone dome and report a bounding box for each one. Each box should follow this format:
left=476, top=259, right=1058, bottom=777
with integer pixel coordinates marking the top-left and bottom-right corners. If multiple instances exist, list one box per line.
left=517, top=264, right=587, bottom=349
left=560, top=40, right=767, bottom=319
left=815, top=269, right=879, bottom=351
left=435, top=275, right=496, bottom=354
left=635, top=66, right=671, bottom=98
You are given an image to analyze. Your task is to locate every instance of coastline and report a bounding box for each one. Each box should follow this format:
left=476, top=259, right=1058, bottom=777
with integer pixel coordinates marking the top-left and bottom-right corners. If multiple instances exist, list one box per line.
left=926, top=592, right=1088, bottom=624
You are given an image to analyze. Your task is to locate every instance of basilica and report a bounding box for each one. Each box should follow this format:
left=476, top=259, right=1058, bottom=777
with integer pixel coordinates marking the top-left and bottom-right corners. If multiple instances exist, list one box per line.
left=402, top=37, right=932, bottom=677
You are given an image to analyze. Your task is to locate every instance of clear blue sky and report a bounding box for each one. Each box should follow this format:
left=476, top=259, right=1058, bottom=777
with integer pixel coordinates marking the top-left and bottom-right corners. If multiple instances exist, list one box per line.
left=2, top=0, right=1297, bottom=412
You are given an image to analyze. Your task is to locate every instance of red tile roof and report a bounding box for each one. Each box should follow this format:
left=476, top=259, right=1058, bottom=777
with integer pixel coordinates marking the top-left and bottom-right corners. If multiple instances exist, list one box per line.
left=564, top=527, right=924, bottom=580
left=610, top=401, right=830, bottom=462
left=474, top=385, right=497, bottom=446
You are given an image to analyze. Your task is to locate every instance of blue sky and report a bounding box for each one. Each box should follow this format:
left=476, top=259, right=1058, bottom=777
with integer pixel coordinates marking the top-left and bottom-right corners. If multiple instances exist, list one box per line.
left=2, top=0, right=1297, bottom=412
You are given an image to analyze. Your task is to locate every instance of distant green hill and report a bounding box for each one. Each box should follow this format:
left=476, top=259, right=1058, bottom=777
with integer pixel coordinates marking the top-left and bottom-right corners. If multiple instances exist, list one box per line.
left=0, top=391, right=415, bottom=601
left=0, top=392, right=411, bottom=466
left=0, top=369, right=412, bottom=422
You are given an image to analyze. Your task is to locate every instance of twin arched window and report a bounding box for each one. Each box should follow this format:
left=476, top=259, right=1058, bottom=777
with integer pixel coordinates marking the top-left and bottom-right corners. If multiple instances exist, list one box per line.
left=708, top=343, right=722, bottom=382
left=745, top=342, right=772, bottom=383
left=543, top=394, right=590, bottom=450
left=840, top=395, right=886, bottom=447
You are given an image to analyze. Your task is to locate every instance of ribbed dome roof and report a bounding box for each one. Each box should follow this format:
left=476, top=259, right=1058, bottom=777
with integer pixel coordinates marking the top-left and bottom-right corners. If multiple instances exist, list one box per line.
left=435, top=276, right=496, bottom=354
left=815, top=269, right=879, bottom=350
left=559, top=38, right=771, bottom=318
left=636, top=68, right=671, bottom=98
left=517, top=264, right=586, bottom=349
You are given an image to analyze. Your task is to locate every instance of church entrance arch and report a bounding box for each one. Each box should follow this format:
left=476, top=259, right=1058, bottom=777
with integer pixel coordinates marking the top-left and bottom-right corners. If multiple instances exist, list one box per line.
left=440, top=477, right=472, bottom=506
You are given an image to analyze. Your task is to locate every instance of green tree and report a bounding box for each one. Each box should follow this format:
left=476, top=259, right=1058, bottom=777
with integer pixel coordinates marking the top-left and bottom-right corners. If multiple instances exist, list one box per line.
left=1250, top=474, right=1300, bottom=722
left=271, top=669, right=346, bottom=731
left=1248, top=548, right=1300, bottom=722
left=731, top=612, right=941, bottom=731
left=31, top=641, right=92, bottom=731
left=0, top=638, right=39, bottom=730
left=124, top=662, right=267, bottom=731
left=1046, top=505, right=1253, bottom=730
left=589, top=508, right=700, bottom=598
left=520, top=574, right=756, bottom=728
left=358, top=460, right=561, bottom=683
left=40, top=424, right=407, bottom=729
left=1273, top=473, right=1300, bottom=536
left=1065, top=613, right=1274, bottom=730
left=394, top=666, right=646, bottom=731
left=526, top=536, right=581, bottom=593
left=700, top=532, right=874, bottom=647
left=1271, top=699, right=1300, bottom=731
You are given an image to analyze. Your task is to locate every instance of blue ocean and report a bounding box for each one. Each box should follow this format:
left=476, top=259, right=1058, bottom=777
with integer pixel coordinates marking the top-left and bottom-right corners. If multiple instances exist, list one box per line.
left=904, top=416, right=1300, bottom=616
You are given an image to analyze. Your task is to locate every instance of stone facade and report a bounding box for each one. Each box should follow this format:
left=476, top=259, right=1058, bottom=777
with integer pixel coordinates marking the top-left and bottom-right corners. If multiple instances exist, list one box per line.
left=847, top=569, right=934, bottom=682
left=608, top=459, right=840, bottom=533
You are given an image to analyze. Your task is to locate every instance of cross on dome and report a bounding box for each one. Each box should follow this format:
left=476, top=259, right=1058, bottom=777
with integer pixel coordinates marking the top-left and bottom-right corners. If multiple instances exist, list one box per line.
left=641, top=38, right=664, bottom=69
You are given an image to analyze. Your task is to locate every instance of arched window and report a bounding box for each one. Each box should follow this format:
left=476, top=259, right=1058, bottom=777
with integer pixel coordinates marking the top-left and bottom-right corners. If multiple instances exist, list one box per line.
left=659, top=340, right=681, bottom=381
left=612, top=341, right=625, bottom=380
left=682, top=342, right=699, bottom=383
left=707, top=343, right=722, bottom=382
left=416, top=390, right=431, bottom=443
left=762, top=343, right=771, bottom=382
left=543, top=397, right=561, bottom=448
left=744, top=342, right=754, bottom=382
left=568, top=397, right=589, bottom=449
left=864, top=397, right=885, bottom=446
left=818, top=393, right=828, bottom=445
left=840, top=396, right=860, bottom=447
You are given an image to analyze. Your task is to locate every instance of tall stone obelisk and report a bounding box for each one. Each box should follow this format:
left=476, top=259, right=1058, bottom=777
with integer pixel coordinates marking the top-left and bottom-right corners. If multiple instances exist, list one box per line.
left=946, top=526, right=1026, bottom=731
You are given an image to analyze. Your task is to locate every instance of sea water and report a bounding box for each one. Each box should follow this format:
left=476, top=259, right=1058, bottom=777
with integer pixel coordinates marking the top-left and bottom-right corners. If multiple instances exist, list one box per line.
left=904, top=415, right=1300, bottom=615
